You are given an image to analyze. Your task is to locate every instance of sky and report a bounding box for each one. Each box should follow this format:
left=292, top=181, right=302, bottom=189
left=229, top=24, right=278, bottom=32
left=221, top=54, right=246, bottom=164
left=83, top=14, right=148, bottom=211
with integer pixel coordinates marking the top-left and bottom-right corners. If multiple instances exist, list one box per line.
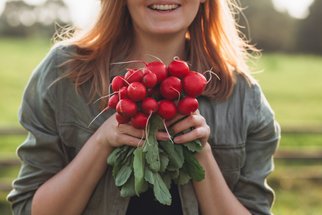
left=0, top=0, right=315, bottom=28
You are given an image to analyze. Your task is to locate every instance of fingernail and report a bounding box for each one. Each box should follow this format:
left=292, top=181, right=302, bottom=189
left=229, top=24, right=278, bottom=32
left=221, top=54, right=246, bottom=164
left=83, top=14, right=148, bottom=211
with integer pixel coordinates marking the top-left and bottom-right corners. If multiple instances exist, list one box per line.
left=173, top=137, right=181, bottom=143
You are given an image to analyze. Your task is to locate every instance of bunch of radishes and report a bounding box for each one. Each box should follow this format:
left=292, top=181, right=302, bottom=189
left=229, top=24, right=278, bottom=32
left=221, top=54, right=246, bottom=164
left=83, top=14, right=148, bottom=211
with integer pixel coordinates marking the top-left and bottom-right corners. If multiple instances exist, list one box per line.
left=103, top=58, right=209, bottom=205
left=108, top=58, right=207, bottom=128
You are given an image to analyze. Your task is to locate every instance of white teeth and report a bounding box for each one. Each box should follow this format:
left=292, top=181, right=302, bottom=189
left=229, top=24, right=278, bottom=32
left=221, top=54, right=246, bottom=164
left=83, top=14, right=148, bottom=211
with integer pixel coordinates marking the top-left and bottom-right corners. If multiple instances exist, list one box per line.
left=150, top=4, right=179, bottom=11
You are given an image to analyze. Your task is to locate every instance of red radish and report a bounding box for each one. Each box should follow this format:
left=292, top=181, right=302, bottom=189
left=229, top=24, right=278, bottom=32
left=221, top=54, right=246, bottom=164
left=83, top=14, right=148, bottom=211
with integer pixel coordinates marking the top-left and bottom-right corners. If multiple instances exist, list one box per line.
left=111, top=76, right=125, bottom=92
left=131, top=112, right=148, bottom=129
left=127, top=82, right=147, bottom=102
left=118, top=86, right=128, bottom=99
left=168, top=59, right=190, bottom=78
left=158, top=100, right=177, bottom=120
left=142, top=67, right=151, bottom=75
left=177, top=97, right=199, bottom=115
left=108, top=94, right=119, bottom=109
left=125, top=69, right=144, bottom=83
left=182, top=71, right=207, bottom=97
left=116, top=98, right=138, bottom=117
left=141, top=97, right=158, bottom=115
left=116, top=113, right=131, bottom=124
left=160, top=76, right=182, bottom=100
left=142, top=72, right=157, bottom=88
left=146, top=61, right=168, bottom=83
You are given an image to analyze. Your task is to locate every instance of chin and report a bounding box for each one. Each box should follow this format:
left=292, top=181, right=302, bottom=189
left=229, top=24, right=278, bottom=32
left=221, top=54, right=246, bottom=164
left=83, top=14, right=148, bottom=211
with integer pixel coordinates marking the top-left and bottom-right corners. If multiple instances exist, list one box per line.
left=147, top=25, right=187, bottom=36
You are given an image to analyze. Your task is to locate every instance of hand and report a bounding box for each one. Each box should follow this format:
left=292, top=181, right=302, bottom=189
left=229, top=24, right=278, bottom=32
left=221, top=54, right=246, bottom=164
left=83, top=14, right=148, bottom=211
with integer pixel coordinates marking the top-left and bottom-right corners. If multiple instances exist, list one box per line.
left=157, top=110, right=210, bottom=146
left=95, top=113, right=145, bottom=149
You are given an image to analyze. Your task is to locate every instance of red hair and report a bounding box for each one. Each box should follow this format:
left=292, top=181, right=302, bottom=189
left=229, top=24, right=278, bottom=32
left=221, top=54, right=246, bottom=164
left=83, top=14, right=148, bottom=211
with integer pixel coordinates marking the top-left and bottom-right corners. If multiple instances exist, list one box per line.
left=57, top=0, right=256, bottom=101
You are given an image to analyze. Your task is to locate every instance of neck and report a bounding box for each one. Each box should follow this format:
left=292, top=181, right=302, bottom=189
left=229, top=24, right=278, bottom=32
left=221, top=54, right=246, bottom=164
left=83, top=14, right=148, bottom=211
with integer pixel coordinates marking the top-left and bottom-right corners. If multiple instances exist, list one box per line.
left=130, top=31, right=187, bottom=66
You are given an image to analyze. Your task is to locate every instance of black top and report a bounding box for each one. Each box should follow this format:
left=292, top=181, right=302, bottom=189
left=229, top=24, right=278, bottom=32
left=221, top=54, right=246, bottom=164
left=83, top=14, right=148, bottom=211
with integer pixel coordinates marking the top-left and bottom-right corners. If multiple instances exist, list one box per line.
left=126, top=184, right=183, bottom=215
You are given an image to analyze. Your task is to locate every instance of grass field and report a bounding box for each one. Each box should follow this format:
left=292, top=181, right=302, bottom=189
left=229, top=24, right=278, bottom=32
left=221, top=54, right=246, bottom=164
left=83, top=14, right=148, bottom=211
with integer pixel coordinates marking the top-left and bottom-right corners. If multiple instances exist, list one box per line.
left=0, top=37, right=322, bottom=214
left=0, top=37, right=52, bottom=127
left=254, top=54, right=322, bottom=128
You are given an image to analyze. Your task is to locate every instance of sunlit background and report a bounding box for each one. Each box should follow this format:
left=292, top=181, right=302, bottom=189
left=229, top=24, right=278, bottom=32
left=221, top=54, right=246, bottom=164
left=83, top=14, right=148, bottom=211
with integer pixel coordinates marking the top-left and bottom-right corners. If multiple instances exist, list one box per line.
left=0, top=0, right=316, bottom=28
left=272, top=0, right=314, bottom=18
left=0, top=0, right=322, bottom=215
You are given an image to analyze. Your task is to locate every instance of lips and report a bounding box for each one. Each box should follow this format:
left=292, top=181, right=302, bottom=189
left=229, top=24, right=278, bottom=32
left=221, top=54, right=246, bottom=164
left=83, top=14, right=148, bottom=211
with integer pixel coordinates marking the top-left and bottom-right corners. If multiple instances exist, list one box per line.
left=148, top=4, right=180, bottom=11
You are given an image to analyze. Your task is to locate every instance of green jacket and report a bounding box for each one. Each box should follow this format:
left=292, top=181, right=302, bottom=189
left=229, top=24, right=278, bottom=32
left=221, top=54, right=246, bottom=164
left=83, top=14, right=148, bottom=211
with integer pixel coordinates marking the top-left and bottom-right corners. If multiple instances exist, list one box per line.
left=7, top=45, right=280, bottom=215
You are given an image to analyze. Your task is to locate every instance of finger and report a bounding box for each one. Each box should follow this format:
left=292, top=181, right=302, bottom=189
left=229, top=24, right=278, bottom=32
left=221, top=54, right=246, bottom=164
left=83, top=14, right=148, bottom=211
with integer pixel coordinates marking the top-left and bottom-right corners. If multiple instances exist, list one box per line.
left=173, top=127, right=209, bottom=144
left=165, top=114, right=186, bottom=127
left=171, top=114, right=205, bottom=135
left=156, top=131, right=171, bottom=141
left=118, top=123, right=145, bottom=139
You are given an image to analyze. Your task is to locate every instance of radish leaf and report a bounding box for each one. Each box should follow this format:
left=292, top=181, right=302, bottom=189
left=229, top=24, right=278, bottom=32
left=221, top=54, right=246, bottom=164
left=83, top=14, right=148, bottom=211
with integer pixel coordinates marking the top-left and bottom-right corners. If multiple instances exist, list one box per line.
left=183, top=147, right=205, bottom=181
left=159, top=141, right=184, bottom=169
left=133, top=147, right=145, bottom=195
left=153, top=173, right=172, bottom=205
left=144, top=115, right=163, bottom=172
left=115, top=160, right=133, bottom=186
left=159, top=151, right=170, bottom=173
left=183, top=139, right=202, bottom=152
left=144, top=167, right=155, bottom=185
left=120, top=176, right=136, bottom=198
left=176, top=168, right=191, bottom=185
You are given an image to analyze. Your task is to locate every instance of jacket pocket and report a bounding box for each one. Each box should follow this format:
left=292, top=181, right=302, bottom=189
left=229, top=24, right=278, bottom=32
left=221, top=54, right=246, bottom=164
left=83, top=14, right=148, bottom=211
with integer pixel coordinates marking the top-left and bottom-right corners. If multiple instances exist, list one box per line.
left=210, top=143, right=245, bottom=190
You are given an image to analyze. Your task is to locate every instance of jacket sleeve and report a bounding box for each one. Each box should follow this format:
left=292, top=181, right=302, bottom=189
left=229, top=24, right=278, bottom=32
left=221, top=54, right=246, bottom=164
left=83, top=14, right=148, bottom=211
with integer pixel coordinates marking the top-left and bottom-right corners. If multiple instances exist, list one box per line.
left=234, top=83, right=280, bottom=215
left=7, top=47, right=68, bottom=215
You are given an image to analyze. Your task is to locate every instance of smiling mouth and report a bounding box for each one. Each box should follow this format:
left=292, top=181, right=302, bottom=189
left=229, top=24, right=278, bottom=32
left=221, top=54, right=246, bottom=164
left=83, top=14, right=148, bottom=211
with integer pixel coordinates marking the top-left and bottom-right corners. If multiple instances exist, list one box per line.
left=148, top=4, right=180, bottom=12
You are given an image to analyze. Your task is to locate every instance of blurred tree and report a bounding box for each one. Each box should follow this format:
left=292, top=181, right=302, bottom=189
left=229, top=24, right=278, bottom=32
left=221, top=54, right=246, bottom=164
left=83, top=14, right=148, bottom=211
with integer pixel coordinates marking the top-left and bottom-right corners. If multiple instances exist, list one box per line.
left=297, top=0, right=322, bottom=54
left=0, top=0, right=70, bottom=37
left=238, top=0, right=297, bottom=52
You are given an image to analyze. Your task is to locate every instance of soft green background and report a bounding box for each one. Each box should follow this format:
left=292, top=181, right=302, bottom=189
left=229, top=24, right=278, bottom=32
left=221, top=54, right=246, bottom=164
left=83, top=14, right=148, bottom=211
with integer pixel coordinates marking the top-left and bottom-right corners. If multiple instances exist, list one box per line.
left=1, top=38, right=322, bottom=214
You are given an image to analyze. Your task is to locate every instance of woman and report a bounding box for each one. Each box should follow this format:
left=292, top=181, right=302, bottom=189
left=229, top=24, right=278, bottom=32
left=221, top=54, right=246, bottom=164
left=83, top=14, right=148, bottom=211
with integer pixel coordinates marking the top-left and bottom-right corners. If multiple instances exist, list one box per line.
left=8, top=0, right=280, bottom=214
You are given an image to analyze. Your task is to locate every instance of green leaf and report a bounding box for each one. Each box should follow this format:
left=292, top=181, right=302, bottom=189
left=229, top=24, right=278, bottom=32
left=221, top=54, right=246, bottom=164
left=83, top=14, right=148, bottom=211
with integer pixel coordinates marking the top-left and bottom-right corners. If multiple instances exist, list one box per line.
left=115, top=159, right=133, bottom=187
left=161, top=173, right=172, bottom=190
left=133, top=147, right=145, bottom=195
left=124, top=147, right=135, bottom=161
left=107, top=146, right=129, bottom=166
left=112, top=160, right=123, bottom=178
left=176, top=166, right=191, bottom=185
left=153, top=173, right=172, bottom=206
left=183, top=148, right=205, bottom=181
left=144, top=167, right=155, bottom=185
left=160, top=141, right=184, bottom=170
left=143, top=115, right=164, bottom=172
left=168, top=169, right=180, bottom=180
left=183, top=139, right=203, bottom=152
left=159, top=152, right=170, bottom=173
left=110, top=147, right=134, bottom=178
left=172, top=126, right=203, bottom=153
left=145, top=140, right=160, bottom=172
left=120, top=175, right=136, bottom=198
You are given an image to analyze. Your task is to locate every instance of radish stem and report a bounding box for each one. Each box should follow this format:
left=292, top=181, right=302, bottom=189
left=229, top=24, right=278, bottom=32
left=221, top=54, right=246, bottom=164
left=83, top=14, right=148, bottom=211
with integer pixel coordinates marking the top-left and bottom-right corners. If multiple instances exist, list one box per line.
left=162, top=119, right=174, bottom=144
left=173, top=56, right=180, bottom=61
left=110, top=60, right=147, bottom=66
left=94, top=92, right=115, bottom=104
left=88, top=107, right=108, bottom=128
left=170, top=86, right=181, bottom=103
left=145, top=54, right=164, bottom=64
left=144, top=112, right=153, bottom=147
left=203, top=68, right=220, bottom=84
